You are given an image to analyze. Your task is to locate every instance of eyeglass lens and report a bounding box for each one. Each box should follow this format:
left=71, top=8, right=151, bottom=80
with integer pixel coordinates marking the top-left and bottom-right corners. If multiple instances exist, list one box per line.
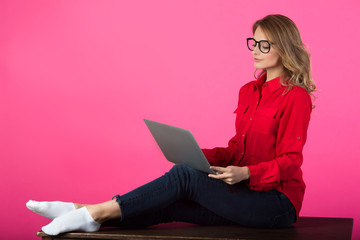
left=247, top=38, right=270, bottom=54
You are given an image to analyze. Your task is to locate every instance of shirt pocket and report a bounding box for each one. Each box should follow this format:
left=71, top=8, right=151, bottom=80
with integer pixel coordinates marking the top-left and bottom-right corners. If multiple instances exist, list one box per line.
left=253, top=107, right=278, bottom=134
left=234, top=104, right=249, bottom=132
left=233, top=104, right=249, bottom=114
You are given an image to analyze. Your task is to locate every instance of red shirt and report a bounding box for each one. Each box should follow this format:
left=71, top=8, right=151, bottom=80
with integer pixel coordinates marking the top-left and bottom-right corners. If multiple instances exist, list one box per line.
left=202, top=73, right=312, bottom=219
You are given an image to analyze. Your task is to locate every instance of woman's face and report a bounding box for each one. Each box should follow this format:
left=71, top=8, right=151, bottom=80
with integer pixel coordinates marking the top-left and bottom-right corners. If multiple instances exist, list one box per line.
left=252, top=27, right=283, bottom=75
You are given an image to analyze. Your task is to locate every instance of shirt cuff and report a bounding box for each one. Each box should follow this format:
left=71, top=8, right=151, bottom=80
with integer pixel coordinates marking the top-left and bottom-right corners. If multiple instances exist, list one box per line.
left=247, top=165, right=261, bottom=189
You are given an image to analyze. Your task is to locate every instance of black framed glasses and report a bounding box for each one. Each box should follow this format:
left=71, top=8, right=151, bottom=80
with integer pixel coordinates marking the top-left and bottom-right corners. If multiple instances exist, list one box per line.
left=247, top=38, right=274, bottom=54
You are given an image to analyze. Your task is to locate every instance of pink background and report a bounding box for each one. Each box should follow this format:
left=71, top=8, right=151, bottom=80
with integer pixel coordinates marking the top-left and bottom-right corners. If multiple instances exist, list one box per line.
left=1, top=0, right=359, bottom=239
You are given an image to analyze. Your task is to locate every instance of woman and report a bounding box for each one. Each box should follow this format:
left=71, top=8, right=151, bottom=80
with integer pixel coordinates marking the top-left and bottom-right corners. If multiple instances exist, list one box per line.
left=27, top=14, right=316, bottom=235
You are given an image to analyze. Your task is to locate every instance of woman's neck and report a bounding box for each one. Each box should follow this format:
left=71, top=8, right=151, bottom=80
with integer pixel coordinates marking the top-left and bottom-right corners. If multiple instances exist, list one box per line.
left=265, top=66, right=284, bottom=82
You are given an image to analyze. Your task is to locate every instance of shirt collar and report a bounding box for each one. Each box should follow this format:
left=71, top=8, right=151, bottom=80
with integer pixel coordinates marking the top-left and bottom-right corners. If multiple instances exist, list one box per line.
left=253, top=73, right=283, bottom=93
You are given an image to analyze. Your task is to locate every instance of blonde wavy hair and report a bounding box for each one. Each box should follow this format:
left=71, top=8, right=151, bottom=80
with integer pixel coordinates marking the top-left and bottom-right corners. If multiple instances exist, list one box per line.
left=252, top=14, right=317, bottom=99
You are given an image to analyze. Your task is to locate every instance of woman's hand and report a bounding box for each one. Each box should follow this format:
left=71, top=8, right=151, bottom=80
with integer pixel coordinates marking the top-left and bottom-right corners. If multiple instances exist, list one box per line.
left=208, top=166, right=250, bottom=185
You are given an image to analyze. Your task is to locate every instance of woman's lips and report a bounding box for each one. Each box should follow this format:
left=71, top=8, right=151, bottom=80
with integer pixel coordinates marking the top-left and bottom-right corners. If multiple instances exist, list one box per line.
left=254, top=58, right=262, bottom=62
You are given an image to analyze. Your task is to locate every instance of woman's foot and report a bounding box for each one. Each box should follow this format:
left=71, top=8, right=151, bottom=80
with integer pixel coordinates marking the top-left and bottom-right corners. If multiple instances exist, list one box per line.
left=26, top=200, right=76, bottom=220
left=38, top=199, right=121, bottom=235
left=41, top=207, right=101, bottom=235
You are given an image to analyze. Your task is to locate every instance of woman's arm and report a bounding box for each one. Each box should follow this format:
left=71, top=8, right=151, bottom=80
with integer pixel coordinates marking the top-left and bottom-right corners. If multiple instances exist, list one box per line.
left=201, top=135, right=239, bottom=167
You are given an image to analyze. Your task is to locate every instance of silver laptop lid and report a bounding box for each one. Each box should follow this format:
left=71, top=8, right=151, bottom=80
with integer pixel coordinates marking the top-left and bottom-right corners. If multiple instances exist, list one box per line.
left=144, top=119, right=214, bottom=174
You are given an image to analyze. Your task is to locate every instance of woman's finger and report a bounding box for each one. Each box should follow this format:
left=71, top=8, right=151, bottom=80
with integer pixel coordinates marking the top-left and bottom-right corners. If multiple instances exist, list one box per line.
left=210, top=166, right=227, bottom=173
left=208, top=172, right=230, bottom=180
left=208, top=174, right=220, bottom=179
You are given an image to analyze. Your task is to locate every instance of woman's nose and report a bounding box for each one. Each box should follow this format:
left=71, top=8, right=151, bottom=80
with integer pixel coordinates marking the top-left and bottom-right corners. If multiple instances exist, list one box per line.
left=252, top=47, right=260, bottom=56
left=253, top=44, right=261, bottom=54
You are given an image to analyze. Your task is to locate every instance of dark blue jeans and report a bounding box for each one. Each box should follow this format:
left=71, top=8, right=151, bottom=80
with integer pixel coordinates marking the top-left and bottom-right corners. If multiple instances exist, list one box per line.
left=106, top=164, right=296, bottom=228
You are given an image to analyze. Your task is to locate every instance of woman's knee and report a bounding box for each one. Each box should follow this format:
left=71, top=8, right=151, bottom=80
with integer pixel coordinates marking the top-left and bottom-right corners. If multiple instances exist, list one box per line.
left=170, top=163, right=191, bottom=173
left=170, top=164, right=201, bottom=177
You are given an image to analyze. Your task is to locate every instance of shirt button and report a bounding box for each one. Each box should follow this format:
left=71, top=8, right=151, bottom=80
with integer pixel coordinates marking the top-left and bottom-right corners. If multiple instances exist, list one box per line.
left=264, top=83, right=268, bottom=86
left=297, top=136, right=301, bottom=140
left=250, top=118, right=252, bottom=120
left=241, top=152, right=244, bottom=155
left=242, top=134, right=245, bottom=137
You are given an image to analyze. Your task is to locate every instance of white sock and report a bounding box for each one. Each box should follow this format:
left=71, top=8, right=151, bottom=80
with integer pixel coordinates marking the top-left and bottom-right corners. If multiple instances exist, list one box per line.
left=41, top=207, right=101, bottom=235
left=26, top=200, right=76, bottom=220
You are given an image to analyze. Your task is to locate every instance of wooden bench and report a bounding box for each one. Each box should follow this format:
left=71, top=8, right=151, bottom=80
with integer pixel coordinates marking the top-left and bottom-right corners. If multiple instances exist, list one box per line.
left=37, top=216, right=353, bottom=240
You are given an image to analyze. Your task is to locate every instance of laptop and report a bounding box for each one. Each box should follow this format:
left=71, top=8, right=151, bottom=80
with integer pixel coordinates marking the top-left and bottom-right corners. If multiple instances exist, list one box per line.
left=144, top=119, right=216, bottom=174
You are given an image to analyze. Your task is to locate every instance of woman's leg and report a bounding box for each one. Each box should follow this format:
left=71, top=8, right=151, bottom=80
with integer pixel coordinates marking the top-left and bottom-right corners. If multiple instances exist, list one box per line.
left=84, top=200, right=121, bottom=224
left=41, top=164, right=295, bottom=235
left=110, top=164, right=295, bottom=228
left=102, top=199, right=237, bottom=229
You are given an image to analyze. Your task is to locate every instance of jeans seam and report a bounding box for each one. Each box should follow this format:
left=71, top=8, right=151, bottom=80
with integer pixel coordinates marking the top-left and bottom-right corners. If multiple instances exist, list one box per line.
left=112, top=195, right=124, bottom=221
